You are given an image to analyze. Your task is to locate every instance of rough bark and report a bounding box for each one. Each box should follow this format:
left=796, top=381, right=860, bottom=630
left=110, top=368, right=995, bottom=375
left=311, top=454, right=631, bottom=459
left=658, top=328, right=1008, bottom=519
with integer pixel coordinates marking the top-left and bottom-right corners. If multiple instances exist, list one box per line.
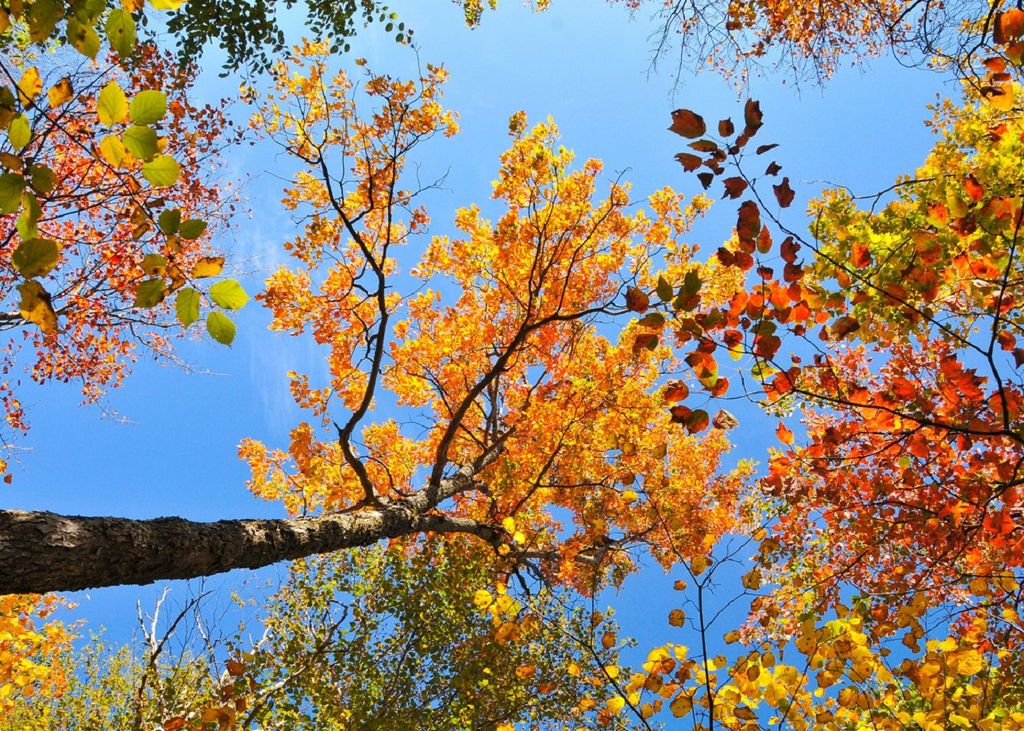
left=0, top=465, right=500, bottom=595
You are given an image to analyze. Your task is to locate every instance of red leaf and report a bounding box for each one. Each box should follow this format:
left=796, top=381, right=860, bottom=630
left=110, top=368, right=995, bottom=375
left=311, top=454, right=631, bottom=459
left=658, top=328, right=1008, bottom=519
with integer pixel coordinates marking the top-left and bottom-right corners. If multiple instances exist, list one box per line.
left=718, top=118, right=735, bottom=136
left=697, top=172, right=714, bottom=189
left=765, top=161, right=782, bottom=176
left=670, top=404, right=692, bottom=423
left=669, top=109, right=707, bottom=138
left=744, top=99, right=763, bottom=132
left=722, top=176, right=748, bottom=199
left=755, top=143, right=778, bottom=155
left=737, top=201, right=761, bottom=242
left=780, top=236, right=800, bottom=263
left=686, top=409, right=710, bottom=434
left=773, top=177, right=795, bottom=208
left=675, top=152, right=702, bottom=171
left=710, top=377, right=729, bottom=397
left=664, top=381, right=690, bottom=403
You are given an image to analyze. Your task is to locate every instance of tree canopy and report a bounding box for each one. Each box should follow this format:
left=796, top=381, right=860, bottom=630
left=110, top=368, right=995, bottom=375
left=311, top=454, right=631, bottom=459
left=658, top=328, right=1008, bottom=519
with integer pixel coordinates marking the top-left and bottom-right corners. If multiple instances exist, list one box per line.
left=2, top=0, right=1024, bottom=729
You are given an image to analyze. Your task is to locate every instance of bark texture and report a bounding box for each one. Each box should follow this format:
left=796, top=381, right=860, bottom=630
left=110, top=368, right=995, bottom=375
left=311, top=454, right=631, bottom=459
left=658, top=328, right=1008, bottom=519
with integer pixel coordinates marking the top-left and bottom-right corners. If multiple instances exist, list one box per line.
left=0, top=508, right=414, bottom=594
left=0, top=465, right=500, bottom=594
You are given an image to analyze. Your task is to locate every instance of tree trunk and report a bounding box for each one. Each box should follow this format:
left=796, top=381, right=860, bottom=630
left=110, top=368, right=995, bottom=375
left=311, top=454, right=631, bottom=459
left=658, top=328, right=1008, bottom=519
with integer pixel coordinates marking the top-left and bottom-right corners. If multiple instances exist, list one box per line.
left=0, top=504, right=487, bottom=594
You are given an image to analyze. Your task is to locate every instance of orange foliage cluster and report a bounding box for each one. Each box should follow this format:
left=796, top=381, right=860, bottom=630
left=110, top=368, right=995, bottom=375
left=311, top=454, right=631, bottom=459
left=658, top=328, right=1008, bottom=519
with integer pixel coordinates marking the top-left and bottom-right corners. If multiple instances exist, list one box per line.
left=240, top=42, right=752, bottom=595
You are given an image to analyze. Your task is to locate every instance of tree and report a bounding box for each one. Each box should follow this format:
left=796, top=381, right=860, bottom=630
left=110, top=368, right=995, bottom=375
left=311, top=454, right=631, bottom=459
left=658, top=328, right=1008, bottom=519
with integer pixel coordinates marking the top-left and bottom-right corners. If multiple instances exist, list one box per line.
left=1, top=40, right=746, bottom=598
left=5, top=541, right=636, bottom=730
left=615, top=16, right=1024, bottom=727
left=6, top=0, right=1024, bottom=728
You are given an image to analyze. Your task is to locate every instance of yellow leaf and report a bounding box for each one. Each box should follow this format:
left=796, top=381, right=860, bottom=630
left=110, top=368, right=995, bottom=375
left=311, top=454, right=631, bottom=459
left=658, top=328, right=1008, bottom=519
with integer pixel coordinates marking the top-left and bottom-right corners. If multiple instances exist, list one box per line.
left=472, top=589, right=492, bottom=609
left=606, top=696, right=626, bottom=714
left=502, top=516, right=516, bottom=532
left=18, top=280, right=58, bottom=334
left=17, top=67, right=41, bottom=105
left=149, top=0, right=186, bottom=8
left=192, top=256, right=224, bottom=278
left=669, top=691, right=693, bottom=717
left=47, top=77, right=73, bottom=108
left=99, top=135, right=126, bottom=167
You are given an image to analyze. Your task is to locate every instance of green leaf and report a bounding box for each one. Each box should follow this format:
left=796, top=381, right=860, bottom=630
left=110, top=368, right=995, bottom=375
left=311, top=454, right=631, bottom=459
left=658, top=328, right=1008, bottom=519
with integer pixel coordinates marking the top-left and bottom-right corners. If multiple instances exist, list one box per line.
left=209, top=279, right=249, bottom=310
left=7, top=114, right=30, bottom=151
left=73, top=0, right=106, bottom=23
left=656, top=276, right=673, bottom=302
left=683, top=269, right=701, bottom=297
left=134, top=278, right=166, bottom=308
left=129, top=90, right=167, bottom=125
left=12, top=238, right=58, bottom=277
left=637, top=312, right=666, bottom=328
left=16, top=192, right=40, bottom=240
left=67, top=19, right=101, bottom=59
left=206, top=310, right=235, bottom=345
left=175, top=287, right=201, bottom=327
left=27, top=0, right=61, bottom=42
left=105, top=9, right=136, bottom=56
left=178, top=219, right=207, bottom=240
left=29, top=164, right=56, bottom=194
left=751, top=361, right=778, bottom=381
left=142, top=154, right=180, bottom=186
left=97, top=81, right=128, bottom=126
left=158, top=208, right=181, bottom=235
left=122, top=125, right=157, bottom=161
left=141, top=253, right=167, bottom=276
left=0, top=173, right=25, bottom=214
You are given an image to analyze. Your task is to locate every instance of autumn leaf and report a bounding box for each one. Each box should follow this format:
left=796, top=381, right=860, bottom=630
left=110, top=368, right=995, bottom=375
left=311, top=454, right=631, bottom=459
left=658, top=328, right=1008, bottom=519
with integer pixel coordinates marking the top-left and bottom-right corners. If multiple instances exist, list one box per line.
left=743, top=99, right=763, bottom=132
left=776, top=422, right=794, bottom=445
left=192, top=256, right=225, bottom=278
left=773, top=177, right=794, bottom=207
left=663, top=381, right=689, bottom=403
left=17, top=280, right=58, bottom=334
left=17, top=67, right=41, bottom=105
left=675, top=152, right=702, bottom=171
left=625, top=286, right=649, bottom=313
left=669, top=109, right=707, bottom=138
left=722, top=176, right=747, bottom=198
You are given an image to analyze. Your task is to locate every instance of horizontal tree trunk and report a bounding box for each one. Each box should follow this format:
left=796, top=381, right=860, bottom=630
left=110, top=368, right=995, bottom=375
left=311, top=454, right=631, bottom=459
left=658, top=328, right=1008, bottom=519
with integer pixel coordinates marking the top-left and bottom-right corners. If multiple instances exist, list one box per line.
left=0, top=504, right=491, bottom=595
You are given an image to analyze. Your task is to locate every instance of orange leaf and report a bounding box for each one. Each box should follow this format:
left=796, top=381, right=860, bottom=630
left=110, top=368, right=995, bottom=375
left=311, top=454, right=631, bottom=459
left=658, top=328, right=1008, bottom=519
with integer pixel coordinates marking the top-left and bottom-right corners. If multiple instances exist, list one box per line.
left=995, top=9, right=1024, bottom=44
left=626, top=286, right=649, bottom=313
left=664, top=381, right=690, bottom=403
left=964, top=174, right=984, bottom=203
left=776, top=422, right=794, bottom=445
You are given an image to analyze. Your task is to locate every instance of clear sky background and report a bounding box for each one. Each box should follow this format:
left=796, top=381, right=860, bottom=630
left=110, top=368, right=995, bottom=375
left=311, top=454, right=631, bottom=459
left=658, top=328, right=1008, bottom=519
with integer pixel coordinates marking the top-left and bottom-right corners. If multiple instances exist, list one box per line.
left=6, top=0, right=952, bottom=663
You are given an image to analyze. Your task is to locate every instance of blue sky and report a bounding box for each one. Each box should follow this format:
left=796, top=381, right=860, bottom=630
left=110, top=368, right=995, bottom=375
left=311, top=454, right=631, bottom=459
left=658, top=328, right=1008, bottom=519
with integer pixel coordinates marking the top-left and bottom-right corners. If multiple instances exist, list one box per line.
left=7, top=0, right=951, bottom=668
